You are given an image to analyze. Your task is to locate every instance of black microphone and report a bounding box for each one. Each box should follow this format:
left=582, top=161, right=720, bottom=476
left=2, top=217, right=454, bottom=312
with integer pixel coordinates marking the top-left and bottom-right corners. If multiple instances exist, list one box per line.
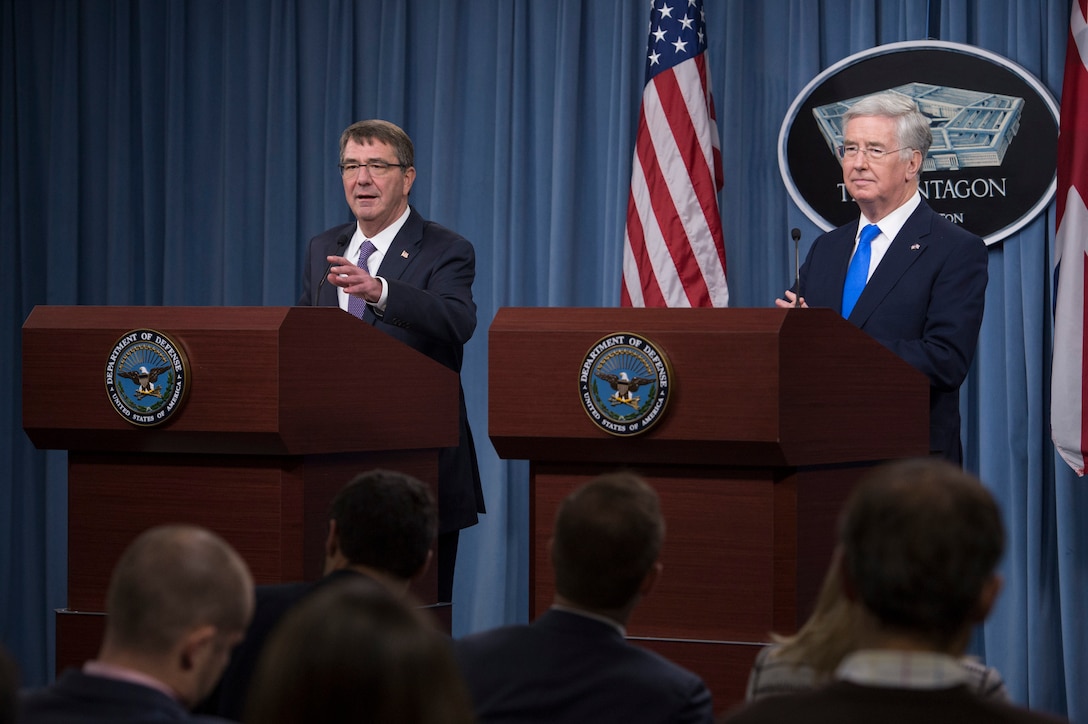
left=791, top=228, right=802, bottom=308
left=313, top=233, right=351, bottom=306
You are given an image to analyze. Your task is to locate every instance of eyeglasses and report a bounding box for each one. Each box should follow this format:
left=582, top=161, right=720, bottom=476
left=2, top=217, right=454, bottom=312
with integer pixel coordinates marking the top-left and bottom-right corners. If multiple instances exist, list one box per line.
left=835, top=144, right=912, bottom=162
left=339, top=161, right=405, bottom=178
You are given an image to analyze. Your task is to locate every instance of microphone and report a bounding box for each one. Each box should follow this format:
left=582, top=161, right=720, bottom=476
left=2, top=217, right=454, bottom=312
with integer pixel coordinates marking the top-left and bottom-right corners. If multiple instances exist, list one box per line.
left=313, top=232, right=351, bottom=306
left=791, top=228, right=802, bottom=308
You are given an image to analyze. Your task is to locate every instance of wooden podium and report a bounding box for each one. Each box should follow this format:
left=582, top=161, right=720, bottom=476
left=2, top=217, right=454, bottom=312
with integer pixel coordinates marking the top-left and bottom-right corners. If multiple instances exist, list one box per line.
left=488, top=307, right=928, bottom=711
left=22, top=305, right=459, bottom=669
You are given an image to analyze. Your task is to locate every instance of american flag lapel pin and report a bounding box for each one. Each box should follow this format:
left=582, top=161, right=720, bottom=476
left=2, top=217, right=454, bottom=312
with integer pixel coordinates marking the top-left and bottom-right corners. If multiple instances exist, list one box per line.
left=910, top=243, right=920, bottom=250
left=401, top=250, right=409, bottom=258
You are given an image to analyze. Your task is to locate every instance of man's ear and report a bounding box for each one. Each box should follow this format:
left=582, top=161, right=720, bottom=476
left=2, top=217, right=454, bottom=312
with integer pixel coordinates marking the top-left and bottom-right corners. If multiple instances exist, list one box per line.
left=325, top=519, right=339, bottom=559
left=970, top=574, right=1003, bottom=623
left=905, top=148, right=923, bottom=180
left=410, top=548, right=434, bottom=583
left=178, top=625, right=217, bottom=672
left=638, top=561, right=663, bottom=598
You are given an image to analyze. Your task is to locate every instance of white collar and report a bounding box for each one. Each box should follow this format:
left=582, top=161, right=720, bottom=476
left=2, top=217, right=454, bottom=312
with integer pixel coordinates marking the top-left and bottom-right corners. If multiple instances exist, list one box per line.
left=860, top=190, right=921, bottom=243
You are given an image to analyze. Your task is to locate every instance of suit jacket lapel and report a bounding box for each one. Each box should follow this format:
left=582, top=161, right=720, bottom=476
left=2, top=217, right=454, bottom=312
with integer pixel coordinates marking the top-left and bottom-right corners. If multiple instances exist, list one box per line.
left=826, top=226, right=856, bottom=304
left=375, top=207, right=424, bottom=284
left=849, top=205, right=932, bottom=325
left=353, top=211, right=422, bottom=326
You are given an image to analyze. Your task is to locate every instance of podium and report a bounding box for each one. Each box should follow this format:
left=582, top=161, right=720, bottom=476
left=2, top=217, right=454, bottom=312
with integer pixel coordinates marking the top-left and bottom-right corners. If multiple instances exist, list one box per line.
left=488, top=307, right=928, bottom=710
left=22, top=306, right=459, bottom=669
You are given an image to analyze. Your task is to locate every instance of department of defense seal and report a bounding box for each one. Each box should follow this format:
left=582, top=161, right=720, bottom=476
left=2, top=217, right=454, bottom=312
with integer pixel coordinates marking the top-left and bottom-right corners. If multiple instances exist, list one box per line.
left=104, top=329, right=189, bottom=426
left=579, top=333, right=671, bottom=436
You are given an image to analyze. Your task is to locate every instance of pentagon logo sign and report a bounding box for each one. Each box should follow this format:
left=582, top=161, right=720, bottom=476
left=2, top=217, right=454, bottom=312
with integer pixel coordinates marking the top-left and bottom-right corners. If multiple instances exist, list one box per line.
left=104, top=329, right=189, bottom=426
left=579, top=333, right=671, bottom=436
left=779, top=40, right=1059, bottom=245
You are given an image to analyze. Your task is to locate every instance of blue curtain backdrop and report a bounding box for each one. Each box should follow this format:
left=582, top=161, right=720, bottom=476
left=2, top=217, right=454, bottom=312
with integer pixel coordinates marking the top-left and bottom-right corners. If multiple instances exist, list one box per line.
left=2, top=0, right=1082, bottom=719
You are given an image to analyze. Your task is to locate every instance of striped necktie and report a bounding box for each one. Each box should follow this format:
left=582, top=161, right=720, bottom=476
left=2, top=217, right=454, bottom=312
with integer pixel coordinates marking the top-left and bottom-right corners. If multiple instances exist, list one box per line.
left=347, top=239, right=378, bottom=320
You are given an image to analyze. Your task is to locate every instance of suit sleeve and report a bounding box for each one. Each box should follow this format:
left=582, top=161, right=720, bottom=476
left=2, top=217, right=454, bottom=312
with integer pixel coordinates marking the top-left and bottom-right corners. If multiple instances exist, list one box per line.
left=381, top=236, right=478, bottom=346
left=675, top=676, right=716, bottom=724
left=875, top=233, right=988, bottom=391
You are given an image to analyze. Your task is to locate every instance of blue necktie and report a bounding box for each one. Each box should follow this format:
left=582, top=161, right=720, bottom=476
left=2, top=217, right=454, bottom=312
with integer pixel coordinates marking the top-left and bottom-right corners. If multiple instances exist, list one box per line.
left=841, top=224, right=880, bottom=318
left=347, top=239, right=378, bottom=319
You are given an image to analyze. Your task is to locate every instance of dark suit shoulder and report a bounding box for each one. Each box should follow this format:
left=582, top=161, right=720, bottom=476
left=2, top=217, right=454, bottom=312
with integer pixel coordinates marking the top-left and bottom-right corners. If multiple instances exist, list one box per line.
left=454, top=611, right=713, bottom=723
left=912, top=202, right=984, bottom=244
left=423, top=219, right=470, bottom=242
left=309, top=221, right=356, bottom=248
left=416, top=220, right=476, bottom=260
left=21, top=670, right=229, bottom=724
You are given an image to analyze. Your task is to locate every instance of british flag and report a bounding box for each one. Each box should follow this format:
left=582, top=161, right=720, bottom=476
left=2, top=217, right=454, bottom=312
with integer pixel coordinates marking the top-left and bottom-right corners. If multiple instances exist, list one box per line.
left=1052, top=0, right=1088, bottom=474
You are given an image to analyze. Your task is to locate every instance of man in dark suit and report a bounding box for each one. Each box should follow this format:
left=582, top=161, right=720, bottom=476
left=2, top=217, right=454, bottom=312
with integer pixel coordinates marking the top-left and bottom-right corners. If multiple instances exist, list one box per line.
left=452, top=471, right=715, bottom=724
left=20, top=525, right=254, bottom=724
left=720, top=458, right=1066, bottom=724
left=297, top=119, right=483, bottom=601
left=777, top=92, right=988, bottom=464
left=202, top=468, right=438, bottom=721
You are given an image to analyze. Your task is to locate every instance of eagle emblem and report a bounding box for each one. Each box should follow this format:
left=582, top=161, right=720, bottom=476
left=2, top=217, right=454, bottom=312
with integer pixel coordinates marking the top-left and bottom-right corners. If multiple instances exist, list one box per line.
left=595, top=371, right=655, bottom=409
left=105, top=328, right=190, bottom=427
left=119, top=365, right=170, bottom=398
left=578, top=332, right=672, bottom=437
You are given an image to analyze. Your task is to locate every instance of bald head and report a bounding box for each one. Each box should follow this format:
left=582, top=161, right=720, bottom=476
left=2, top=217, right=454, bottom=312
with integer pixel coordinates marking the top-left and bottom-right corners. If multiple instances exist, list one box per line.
left=104, top=525, right=254, bottom=655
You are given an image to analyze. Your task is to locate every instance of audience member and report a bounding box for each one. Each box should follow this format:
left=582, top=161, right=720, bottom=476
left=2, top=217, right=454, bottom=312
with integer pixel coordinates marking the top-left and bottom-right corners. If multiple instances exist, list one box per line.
left=775, top=91, right=987, bottom=465
left=243, top=575, right=474, bottom=724
left=20, top=525, right=254, bottom=724
left=453, top=471, right=714, bottom=723
left=203, top=468, right=437, bottom=720
left=745, top=547, right=1007, bottom=701
left=297, top=117, right=484, bottom=603
left=721, top=458, right=1066, bottom=724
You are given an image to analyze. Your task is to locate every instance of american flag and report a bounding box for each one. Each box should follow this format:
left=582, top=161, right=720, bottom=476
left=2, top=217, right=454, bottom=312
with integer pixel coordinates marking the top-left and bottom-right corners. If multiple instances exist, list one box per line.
left=621, top=0, right=729, bottom=308
left=1052, top=0, right=1088, bottom=475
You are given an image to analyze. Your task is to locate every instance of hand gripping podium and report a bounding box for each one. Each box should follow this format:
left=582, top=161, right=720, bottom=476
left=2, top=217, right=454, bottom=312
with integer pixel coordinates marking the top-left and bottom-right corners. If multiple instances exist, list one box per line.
left=23, top=306, right=459, bottom=669
left=488, top=306, right=928, bottom=710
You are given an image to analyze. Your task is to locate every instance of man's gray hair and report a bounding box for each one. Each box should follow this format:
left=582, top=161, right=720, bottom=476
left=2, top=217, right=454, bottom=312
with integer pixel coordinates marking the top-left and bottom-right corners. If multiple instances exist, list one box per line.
left=844, top=92, right=933, bottom=159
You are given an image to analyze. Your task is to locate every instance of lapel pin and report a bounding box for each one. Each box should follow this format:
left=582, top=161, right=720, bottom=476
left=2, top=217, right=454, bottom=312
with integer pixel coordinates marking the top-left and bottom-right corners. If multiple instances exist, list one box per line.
left=910, top=244, right=920, bottom=250
left=401, top=250, right=409, bottom=258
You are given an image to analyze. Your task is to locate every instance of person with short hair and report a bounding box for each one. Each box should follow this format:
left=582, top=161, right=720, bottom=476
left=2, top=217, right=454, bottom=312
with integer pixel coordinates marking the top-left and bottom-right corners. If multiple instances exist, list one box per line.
left=20, top=525, right=254, bottom=724
left=298, top=119, right=485, bottom=602
left=721, top=458, right=1067, bottom=724
left=776, top=91, right=988, bottom=465
left=453, top=471, right=714, bottom=724
left=325, top=466, right=439, bottom=586
left=244, top=576, right=474, bottom=724
left=203, top=468, right=438, bottom=720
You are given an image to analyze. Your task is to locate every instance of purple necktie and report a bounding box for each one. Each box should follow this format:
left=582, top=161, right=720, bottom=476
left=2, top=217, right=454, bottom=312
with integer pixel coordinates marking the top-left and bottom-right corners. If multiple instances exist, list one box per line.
left=347, top=239, right=378, bottom=320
